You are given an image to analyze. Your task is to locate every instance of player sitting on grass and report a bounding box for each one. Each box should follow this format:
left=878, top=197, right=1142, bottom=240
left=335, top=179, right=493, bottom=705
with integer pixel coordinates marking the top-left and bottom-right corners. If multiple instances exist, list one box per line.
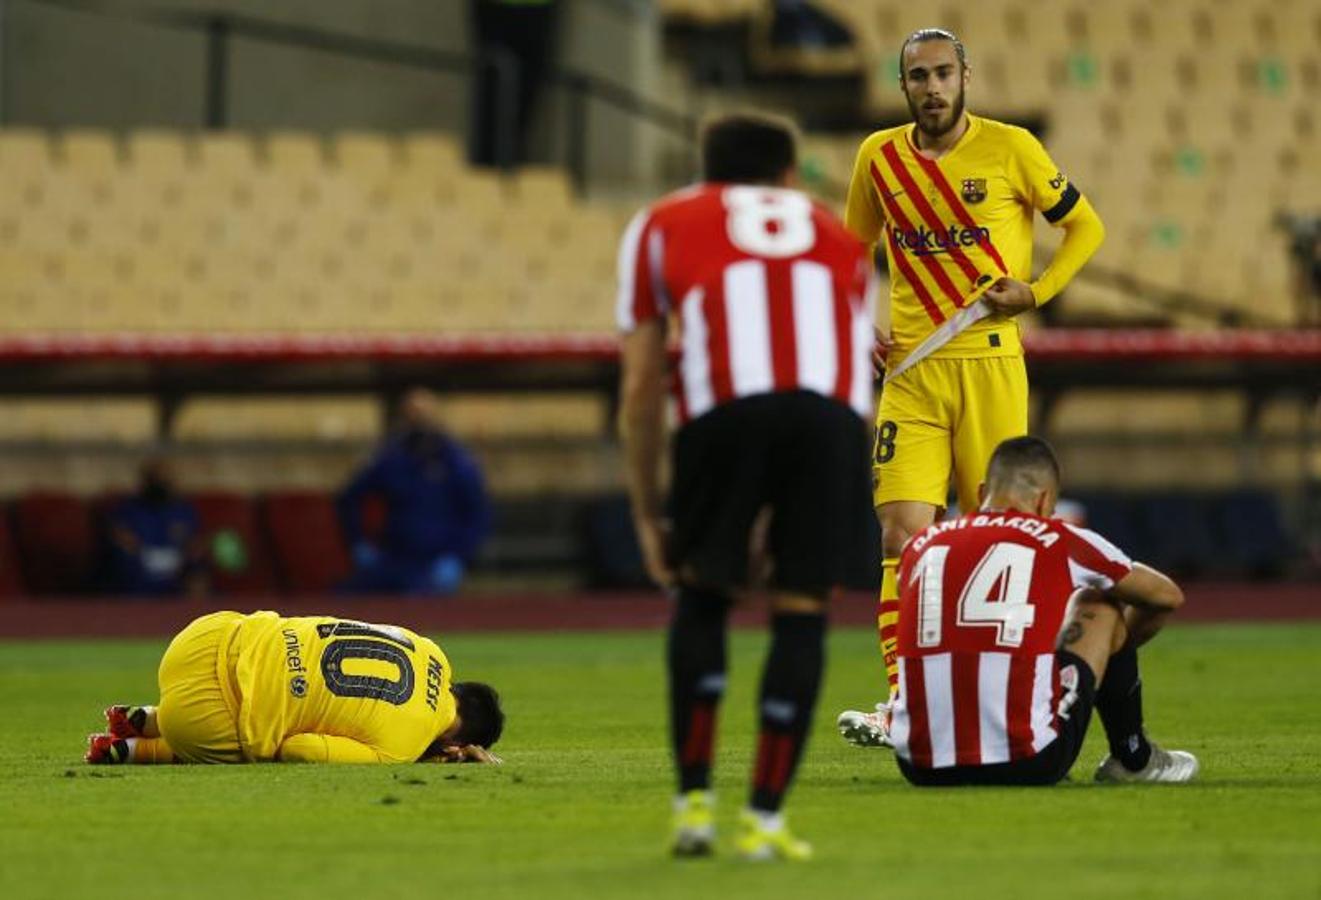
left=85, top=610, right=503, bottom=765
left=884, top=436, right=1198, bottom=786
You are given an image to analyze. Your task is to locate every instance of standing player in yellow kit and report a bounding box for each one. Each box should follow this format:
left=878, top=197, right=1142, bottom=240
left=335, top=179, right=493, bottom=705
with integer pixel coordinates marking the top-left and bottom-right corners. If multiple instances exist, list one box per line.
left=836, top=28, right=1106, bottom=747
left=84, top=610, right=504, bottom=765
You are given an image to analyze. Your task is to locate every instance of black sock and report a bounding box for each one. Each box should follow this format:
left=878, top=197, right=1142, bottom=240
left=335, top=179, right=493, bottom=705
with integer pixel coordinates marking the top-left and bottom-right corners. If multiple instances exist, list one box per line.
left=1096, top=645, right=1152, bottom=771
left=750, top=612, right=826, bottom=813
left=667, top=587, right=731, bottom=794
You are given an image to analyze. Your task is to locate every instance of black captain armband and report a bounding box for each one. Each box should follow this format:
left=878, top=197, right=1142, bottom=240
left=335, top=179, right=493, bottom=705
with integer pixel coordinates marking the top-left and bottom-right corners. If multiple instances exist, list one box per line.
left=1044, top=183, right=1081, bottom=224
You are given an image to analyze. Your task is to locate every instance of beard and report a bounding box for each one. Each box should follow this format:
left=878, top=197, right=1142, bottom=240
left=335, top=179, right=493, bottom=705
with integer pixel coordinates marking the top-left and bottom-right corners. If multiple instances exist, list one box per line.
left=907, top=86, right=965, bottom=140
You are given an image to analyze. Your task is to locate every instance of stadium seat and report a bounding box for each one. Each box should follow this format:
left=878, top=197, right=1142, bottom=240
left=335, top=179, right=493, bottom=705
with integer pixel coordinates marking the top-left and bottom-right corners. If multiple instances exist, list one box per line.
left=172, top=396, right=382, bottom=442
left=196, top=132, right=258, bottom=176
left=1066, top=493, right=1142, bottom=559
left=1132, top=493, right=1219, bottom=577
left=262, top=491, right=351, bottom=594
left=264, top=131, right=326, bottom=172
left=0, top=128, right=53, bottom=175
left=0, top=508, right=27, bottom=599
left=333, top=131, right=397, bottom=178
left=126, top=130, right=191, bottom=177
left=579, top=495, right=648, bottom=588
left=191, top=491, right=278, bottom=595
left=12, top=492, right=96, bottom=595
left=1212, top=490, right=1293, bottom=579
left=58, top=130, right=121, bottom=174
left=401, top=131, right=463, bottom=177
left=512, top=166, right=575, bottom=208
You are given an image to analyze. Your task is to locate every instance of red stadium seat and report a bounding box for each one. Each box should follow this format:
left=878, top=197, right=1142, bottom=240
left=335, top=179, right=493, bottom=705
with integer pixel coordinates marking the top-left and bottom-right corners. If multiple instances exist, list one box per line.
left=0, top=507, right=27, bottom=599
left=262, top=491, right=351, bottom=594
left=191, top=491, right=277, bottom=596
left=12, top=492, right=96, bottom=595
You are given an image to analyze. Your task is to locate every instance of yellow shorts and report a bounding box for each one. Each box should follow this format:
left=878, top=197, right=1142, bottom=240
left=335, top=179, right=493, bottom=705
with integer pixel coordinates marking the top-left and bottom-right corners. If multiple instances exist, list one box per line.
left=873, top=355, right=1029, bottom=511
left=156, top=611, right=245, bottom=764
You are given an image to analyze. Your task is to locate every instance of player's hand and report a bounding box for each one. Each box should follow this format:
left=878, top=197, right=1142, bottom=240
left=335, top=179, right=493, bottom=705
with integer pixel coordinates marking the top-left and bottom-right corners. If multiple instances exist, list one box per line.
left=873, top=326, right=893, bottom=379
left=434, top=744, right=504, bottom=765
left=983, top=277, right=1036, bottom=317
left=635, top=515, right=675, bottom=588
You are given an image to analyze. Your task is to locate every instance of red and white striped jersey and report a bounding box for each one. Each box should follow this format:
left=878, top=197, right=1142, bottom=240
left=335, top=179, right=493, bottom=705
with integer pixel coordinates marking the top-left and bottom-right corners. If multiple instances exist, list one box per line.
left=890, top=510, right=1133, bottom=769
left=616, top=183, right=877, bottom=425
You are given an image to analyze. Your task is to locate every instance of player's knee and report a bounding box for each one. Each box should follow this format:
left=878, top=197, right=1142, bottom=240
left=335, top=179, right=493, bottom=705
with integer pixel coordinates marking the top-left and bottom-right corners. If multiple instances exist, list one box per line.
left=1109, top=612, right=1130, bottom=656
left=878, top=502, right=936, bottom=558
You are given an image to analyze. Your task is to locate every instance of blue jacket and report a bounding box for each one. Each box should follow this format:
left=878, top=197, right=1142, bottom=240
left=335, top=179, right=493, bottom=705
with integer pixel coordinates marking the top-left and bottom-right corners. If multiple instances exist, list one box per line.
left=105, top=497, right=201, bottom=595
left=337, top=430, right=491, bottom=564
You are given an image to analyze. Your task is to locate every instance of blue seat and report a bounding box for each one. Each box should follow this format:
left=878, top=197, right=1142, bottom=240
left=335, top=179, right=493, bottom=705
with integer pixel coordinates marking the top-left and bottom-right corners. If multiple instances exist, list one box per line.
left=1211, top=490, right=1291, bottom=578
left=1065, top=493, right=1141, bottom=559
left=1132, top=493, right=1218, bottom=577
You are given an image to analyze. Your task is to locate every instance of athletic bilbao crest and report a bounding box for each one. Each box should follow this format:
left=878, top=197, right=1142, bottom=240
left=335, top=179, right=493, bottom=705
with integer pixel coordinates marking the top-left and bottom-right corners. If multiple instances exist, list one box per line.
left=961, top=178, right=987, bottom=204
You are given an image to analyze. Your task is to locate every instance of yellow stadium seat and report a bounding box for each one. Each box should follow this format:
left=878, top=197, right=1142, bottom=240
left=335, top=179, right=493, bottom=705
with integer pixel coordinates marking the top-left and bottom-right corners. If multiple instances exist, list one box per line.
left=0, top=128, right=53, bottom=174
left=0, top=398, right=156, bottom=443
left=659, top=0, right=761, bottom=26
left=173, top=396, right=382, bottom=442
left=59, top=129, right=120, bottom=174
left=441, top=394, right=607, bottom=440
left=512, top=166, right=574, bottom=209
left=264, top=131, right=326, bottom=171
left=197, top=132, right=258, bottom=175
left=401, top=131, right=463, bottom=178
left=333, top=131, right=397, bottom=177
left=127, top=130, right=190, bottom=177
left=433, top=168, right=504, bottom=211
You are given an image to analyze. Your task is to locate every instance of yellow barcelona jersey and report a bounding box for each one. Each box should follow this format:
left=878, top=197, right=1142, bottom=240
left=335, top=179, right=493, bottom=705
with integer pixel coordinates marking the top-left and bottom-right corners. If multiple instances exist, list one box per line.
left=845, top=114, right=1083, bottom=365
left=230, top=612, right=456, bottom=763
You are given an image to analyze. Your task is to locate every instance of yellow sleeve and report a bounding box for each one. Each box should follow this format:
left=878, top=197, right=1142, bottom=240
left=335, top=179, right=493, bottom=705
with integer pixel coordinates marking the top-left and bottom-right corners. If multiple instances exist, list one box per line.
left=1030, top=194, right=1105, bottom=305
left=844, top=136, right=886, bottom=250
left=1007, top=128, right=1076, bottom=219
left=1007, top=129, right=1105, bottom=305
left=276, top=733, right=386, bottom=764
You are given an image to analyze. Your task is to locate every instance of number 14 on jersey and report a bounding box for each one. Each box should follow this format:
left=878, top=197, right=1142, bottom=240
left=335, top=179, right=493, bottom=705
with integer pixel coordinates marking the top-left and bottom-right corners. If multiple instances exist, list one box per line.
left=911, top=542, right=1038, bottom=649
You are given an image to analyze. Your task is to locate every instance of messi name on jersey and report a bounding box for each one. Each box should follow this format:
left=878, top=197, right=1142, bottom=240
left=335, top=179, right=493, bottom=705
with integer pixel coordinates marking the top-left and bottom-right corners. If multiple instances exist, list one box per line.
left=892, top=223, right=991, bottom=256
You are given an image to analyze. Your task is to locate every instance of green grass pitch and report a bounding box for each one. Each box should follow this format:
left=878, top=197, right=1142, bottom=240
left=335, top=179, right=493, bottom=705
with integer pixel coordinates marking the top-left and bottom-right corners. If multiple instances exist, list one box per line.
left=2, top=622, right=1319, bottom=899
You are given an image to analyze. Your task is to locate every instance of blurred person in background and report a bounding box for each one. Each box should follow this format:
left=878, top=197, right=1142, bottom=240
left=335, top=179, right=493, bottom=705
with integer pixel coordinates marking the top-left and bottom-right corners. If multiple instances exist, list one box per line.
left=338, top=388, right=491, bottom=596
left=1279, top=213, right=1321, bottom=325
left=104, top=457, right=206, bottom=598
left=469, top=0, right=560, bottom=167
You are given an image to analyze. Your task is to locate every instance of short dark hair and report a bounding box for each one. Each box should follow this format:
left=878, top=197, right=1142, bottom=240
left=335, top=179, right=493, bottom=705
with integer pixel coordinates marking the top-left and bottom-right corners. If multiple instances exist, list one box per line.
left=986, top=436, right=1061, bottom=495
left=899, top=28, right=968, bottom=78
left=700, top=112, right=797, bottom=184
left=451, top=681, right=504, bottom=748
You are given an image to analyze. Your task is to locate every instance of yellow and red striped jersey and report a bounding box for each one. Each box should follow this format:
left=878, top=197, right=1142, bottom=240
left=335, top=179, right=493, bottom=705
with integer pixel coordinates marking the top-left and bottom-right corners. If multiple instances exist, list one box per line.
left=231, top=612, right=455, bottom=763
left=845, top=115, right=1084, bottom=364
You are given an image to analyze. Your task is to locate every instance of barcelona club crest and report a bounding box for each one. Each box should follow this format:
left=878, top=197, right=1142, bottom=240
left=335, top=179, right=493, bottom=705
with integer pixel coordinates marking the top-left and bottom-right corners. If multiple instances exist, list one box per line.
left=961, top=178, right=987, bottom=204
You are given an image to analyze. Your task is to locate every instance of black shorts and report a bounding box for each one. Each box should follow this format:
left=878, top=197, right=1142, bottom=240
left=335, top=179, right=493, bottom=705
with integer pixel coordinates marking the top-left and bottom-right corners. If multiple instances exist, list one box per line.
left=897, top=650, right=1098, bottom=787
left=668, top=390, right=876, bottom=595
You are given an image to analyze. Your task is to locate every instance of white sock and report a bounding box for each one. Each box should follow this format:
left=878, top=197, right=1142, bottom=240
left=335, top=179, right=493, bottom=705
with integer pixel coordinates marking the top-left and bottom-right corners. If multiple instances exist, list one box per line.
left=746, top=808, right=784, bottom=832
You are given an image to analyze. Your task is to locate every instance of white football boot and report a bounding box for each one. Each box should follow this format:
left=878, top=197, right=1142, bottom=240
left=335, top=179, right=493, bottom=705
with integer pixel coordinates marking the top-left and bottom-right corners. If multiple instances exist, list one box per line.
left=836, top=700, right=892, bottom=748
left=1094, top=744, right=1200, bottom=784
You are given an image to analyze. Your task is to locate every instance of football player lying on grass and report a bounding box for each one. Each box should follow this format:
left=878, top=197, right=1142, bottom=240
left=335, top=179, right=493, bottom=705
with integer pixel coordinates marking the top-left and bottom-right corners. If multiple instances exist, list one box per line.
left=85, top=610, right=503, bottom=765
